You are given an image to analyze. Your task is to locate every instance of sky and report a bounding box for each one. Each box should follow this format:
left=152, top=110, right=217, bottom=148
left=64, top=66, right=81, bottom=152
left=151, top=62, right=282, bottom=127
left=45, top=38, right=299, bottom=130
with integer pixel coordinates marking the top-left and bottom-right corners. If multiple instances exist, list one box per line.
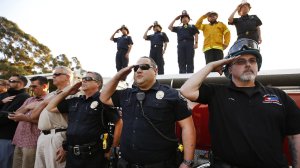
left=0, top=0, right=299, bottom=79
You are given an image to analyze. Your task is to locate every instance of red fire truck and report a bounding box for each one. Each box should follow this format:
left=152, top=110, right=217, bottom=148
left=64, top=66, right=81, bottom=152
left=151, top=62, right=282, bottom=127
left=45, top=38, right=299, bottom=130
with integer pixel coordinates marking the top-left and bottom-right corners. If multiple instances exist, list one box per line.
left=157, top=69, right=300, bottom=167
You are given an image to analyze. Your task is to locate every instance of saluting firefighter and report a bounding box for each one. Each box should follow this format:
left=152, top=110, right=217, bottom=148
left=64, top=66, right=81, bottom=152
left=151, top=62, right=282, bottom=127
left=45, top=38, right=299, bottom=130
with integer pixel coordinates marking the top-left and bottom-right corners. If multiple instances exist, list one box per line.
left=169, top=10, right=199, bottom=74
left=110, top=25, right=133, bottom=72
left=143, top=21, right=169, bottom=75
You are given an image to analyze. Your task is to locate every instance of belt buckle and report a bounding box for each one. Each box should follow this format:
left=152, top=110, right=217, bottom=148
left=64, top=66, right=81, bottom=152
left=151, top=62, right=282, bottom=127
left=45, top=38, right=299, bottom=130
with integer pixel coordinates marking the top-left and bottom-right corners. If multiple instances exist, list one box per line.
left=73, top=145, right=80, bottom=156
left=245, top=31, right=249, bottom=35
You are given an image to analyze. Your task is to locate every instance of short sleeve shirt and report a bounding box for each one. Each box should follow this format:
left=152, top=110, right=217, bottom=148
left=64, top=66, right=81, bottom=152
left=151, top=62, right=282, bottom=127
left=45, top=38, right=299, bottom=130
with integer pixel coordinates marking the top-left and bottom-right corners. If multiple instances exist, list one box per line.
left=146, top=32, right=169, bottom=46
left=113, top=35, right=133, bottom=50
left=57, top=92, right=120, bottom=145
left=111, top=81, right=191, bottom=163
left=172, top=24, right=199, bottom=42
left=197, top=81, right=300, bottom=167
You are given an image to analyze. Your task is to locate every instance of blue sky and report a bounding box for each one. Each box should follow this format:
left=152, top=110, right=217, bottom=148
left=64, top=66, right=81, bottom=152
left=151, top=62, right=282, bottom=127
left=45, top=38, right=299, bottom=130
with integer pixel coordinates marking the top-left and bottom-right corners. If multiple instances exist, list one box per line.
left=1, top=0, right=299, bottom=79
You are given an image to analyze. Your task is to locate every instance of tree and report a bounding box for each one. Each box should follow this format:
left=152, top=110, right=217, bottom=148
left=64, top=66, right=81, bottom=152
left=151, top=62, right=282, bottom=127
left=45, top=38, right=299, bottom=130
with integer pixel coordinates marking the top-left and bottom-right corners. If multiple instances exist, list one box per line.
left=0, top=16, right=80, bottom=79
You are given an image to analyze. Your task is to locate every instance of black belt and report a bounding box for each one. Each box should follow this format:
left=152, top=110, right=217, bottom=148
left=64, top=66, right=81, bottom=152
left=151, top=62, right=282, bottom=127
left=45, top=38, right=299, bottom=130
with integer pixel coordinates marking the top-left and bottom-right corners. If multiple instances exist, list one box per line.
left=68, top=142, right=100, bottom=157
left=42, top=128, right=66, bottom=135
left=151, top=44, right=162, bottom=48
left=179, top=39, right=193, bottom=42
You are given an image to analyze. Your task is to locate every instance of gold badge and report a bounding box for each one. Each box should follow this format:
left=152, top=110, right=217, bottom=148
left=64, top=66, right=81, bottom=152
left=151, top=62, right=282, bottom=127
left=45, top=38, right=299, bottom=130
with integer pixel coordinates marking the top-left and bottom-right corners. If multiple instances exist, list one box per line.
left=90, top=101, right=99, bottom=109
left=156, top=91, right=164, bottom=99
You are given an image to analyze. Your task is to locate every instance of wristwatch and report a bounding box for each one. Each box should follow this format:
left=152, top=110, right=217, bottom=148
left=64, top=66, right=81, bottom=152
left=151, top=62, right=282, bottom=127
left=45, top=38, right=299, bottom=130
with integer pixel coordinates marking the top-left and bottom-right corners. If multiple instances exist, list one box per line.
left=183, top=159, right=194, bottom=167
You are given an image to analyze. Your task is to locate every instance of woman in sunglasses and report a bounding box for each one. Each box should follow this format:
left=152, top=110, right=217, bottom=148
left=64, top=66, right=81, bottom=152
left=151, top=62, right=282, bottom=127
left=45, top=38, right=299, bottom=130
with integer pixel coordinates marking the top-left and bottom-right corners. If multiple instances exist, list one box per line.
left=101, top=56, right=196, bottom=168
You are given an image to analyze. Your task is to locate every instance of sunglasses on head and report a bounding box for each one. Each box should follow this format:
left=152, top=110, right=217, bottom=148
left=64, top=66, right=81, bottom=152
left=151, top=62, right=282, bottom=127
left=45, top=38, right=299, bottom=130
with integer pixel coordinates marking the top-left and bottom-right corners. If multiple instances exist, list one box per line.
left=228, top=38, right=259, bottom=56
left=133, top=64, right=153, bottom=72
left=8, top=79, right=20, bottom=83
left=82, top=76, right=98, bottom=82
left=53, top=73, right=66, bottom=77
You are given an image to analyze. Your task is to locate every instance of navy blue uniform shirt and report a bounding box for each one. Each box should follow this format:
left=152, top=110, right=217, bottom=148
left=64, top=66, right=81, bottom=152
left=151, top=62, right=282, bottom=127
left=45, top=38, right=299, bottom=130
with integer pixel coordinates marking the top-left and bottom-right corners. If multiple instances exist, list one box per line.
left=57, top=92, right=120, bottom=145
left=112, top=81, right=191, bottom=164
left=113, top=35, right=133, bottom=50
left=146, top=32, right=169, bottom=46
left=172, top=24, right=199, bottom=42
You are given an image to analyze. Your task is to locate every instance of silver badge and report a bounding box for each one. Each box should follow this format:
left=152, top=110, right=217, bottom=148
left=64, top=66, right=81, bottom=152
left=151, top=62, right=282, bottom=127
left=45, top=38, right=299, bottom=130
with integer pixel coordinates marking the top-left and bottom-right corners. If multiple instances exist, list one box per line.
left=156, top=91, right=164, bottom=99
left=90, top=101, right=99, bottom=109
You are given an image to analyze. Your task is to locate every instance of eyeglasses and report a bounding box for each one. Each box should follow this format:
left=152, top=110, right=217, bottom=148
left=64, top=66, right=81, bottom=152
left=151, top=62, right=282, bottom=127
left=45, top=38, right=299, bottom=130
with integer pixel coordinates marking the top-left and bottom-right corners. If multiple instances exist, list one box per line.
left=228, top=38, right=259, bottom=56
left=8, top=79, right=20, bottom=83
left=53, top=73, right=67, bottom=77
left=29, top=85, right=38, bottom=88
left=232, top=58, right=257, bottom=65
left=82, top=76, right=99, bottom=82
left=133, top=64, right=153, bottom=72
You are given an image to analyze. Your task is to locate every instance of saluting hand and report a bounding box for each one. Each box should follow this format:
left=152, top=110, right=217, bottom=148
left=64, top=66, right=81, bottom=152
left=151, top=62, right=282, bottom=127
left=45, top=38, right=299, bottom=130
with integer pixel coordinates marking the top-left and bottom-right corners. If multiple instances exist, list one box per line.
left=175, top=15, right=181, bottom=20
left=66, top=82, right=82, bottom=95
left=117, top=65, right=134, bottom=81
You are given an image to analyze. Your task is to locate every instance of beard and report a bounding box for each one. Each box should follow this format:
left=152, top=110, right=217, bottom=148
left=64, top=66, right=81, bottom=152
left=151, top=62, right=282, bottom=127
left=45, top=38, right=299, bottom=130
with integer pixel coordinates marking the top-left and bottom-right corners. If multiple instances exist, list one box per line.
left=239, top=71, right=256, bottom=82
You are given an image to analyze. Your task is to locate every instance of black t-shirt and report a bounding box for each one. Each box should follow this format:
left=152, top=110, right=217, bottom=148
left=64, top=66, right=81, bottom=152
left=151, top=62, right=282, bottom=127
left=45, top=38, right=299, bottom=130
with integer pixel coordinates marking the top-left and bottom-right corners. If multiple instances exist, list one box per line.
left=229, top=14, right=262, bottom=42
left=57, top=92, right=120, bottom=145
left=197, top=81, right=300, bottom=167
left=112, top=81, right=191, bottom=164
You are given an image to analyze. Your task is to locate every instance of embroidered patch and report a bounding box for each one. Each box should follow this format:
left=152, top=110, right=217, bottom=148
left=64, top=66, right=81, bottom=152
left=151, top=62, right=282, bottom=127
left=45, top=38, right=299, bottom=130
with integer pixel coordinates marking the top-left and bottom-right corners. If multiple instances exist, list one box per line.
left=262, top=94, right=282, bottom=105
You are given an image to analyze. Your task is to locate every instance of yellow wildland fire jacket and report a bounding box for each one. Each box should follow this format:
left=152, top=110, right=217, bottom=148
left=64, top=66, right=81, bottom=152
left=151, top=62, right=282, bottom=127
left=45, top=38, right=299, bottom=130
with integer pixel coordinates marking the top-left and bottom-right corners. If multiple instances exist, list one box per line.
left=195, top=15, right=230, bottom=52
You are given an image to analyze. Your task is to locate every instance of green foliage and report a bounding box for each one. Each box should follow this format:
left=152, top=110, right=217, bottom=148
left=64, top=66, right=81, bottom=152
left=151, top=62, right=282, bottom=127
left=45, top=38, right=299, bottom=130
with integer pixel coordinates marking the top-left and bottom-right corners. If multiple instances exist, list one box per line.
left=0, top=16, right=82, bottom=78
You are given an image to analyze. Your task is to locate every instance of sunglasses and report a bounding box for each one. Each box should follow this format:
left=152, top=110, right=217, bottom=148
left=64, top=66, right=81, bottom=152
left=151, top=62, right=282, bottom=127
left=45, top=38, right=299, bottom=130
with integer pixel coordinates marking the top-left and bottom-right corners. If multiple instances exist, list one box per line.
left=53, top=73, right=67, bottom=77
left=233, top=58, right=257, bottom=66
left=133, top=64, right=153, bottom=72
left=82, top=76, right=99, bottom=82
left=8, top=79, right=20, bottom=83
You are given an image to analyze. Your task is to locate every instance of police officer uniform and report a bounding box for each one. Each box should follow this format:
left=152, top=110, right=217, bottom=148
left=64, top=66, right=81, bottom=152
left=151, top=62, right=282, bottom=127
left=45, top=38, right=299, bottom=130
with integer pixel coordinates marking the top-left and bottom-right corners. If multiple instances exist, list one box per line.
left=57, top=92, right=120, bottom=168
left=111, top=81, right=191, bottom=167
left=171, top=24, right=199, bottom=74
left=113, top=34, right=133, bottom=72
left=196, top=81, right=300, bottom=167
left=145, top=31, right=169, bottom=75
left=229, top=14, right=262, bottom=43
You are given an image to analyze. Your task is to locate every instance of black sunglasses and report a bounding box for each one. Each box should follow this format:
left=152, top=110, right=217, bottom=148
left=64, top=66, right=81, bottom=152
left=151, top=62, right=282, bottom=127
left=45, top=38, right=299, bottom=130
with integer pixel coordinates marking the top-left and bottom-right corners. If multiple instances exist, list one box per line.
left=133, top=64, right=153, bottom=72
left=82, top=76, right=99, bottom=82
left=53, top=73, right=67, bottom=77
left=8, top=79, right=20, bottom=83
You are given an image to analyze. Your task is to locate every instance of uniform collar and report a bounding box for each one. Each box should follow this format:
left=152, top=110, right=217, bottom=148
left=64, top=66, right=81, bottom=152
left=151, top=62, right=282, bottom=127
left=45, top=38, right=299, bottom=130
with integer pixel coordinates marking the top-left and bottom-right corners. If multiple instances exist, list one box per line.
left=132, top=80, right=160, bottom=92
left=81, top=91, right=100, bottom=101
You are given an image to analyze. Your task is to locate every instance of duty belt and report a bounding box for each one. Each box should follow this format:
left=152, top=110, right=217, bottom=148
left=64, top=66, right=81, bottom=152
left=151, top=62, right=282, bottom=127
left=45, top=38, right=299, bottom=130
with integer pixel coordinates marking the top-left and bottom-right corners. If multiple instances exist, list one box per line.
left=68, top=142, right=100, bottom=157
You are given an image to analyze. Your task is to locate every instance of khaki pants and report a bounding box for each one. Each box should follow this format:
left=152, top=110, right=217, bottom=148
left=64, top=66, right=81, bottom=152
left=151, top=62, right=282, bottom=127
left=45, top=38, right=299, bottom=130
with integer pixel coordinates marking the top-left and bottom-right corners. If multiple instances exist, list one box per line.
left=12, top=146, right=36, bottom=168
left=34, top=132, right=66, bottom=168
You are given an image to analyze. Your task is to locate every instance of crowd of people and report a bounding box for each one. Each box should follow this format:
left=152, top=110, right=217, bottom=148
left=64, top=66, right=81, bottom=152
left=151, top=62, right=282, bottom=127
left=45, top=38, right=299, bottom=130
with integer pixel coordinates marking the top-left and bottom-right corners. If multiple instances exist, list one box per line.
left=1, top=2, right=300, bottom=168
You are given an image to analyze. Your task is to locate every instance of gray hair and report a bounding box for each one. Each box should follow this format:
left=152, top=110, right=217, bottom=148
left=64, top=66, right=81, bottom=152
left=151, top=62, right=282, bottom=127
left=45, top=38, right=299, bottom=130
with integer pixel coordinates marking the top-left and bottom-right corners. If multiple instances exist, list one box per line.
left=54, top=66, right=74, bottom=84
left=86, top=71, right=103, bottom=90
